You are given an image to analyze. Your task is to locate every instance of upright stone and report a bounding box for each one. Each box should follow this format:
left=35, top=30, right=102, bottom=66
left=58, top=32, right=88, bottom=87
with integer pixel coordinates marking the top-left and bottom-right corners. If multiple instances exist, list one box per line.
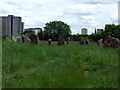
left=98, top=39, right=103, bottom=45
left=103, top=35, right=112, bottom=48
left=67, top=37, right=70, bottom=44
left=21, top=34, right=31, bottom=43
left=58, top=34, right=64, bottom=46
left=48, top=39, right=52, bottom=45
left=29, top=34, right=39, bottom=44
left=111, top=37, right=120, bottom=48
left=85, top=40, right=90, bottom=45
left=79, top=39, right=84, bottom=45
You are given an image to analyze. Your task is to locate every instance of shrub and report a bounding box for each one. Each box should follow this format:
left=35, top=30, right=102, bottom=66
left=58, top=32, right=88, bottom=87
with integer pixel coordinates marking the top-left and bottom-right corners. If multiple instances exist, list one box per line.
left=2, top=35, right=9, bottom=39
left=21, top=30, right=35, bottom=37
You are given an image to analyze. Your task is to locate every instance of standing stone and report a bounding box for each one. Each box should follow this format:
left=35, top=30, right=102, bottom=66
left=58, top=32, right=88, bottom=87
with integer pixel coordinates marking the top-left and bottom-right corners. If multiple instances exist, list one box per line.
left=111, top=37, right=120, bottom=48
left=85, top=40, right=90, bottom=45
left=29, top=34, right=39, bottom=44
left=98, top=39, right=103, bottom=45
left=79, top=39, right=84, bottom=45
left=21, top=34, right=31, bottom=43
left=58, top=34, right=64, bottom=46
left=103, top=35, right=111, bottom=43
left=103, top=36, right=112, bottom=48
left=67, top=37, right=70, bottom=44
left=48, top=39, right=52, bottom=45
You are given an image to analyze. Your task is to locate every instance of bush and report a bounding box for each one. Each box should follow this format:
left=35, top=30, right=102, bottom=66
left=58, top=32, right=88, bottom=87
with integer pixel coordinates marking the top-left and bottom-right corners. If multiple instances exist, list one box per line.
left=21, top=30, right=35, bottom=37
left=2, top=35, right=9, bottom=39
left=90, top=24, right=120, bottom=42
left=90, top=34, right=102, bottom=42
left=38, top=29, right=43, bottom=40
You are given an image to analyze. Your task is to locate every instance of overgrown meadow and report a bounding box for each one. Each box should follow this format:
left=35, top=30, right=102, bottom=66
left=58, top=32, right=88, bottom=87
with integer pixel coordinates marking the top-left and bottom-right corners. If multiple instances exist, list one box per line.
left=2, top=40, right=118, bottom=88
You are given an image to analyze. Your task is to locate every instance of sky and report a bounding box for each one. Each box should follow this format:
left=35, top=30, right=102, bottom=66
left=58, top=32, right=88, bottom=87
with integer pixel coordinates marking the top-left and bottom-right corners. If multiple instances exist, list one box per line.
left=0, top=0, right=119, bottom=34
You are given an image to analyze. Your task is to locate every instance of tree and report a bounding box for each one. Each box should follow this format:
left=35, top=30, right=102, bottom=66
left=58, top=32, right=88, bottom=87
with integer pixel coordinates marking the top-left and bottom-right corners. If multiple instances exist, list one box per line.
left=21, top=30, right=35, bottom=37
left=90, top=24, right=120, bottom=42
left=38, top=29, right=43, bottom=40
left=104, top=24, right=120, bottom=39
left=43, top=20, right=71, bottom=41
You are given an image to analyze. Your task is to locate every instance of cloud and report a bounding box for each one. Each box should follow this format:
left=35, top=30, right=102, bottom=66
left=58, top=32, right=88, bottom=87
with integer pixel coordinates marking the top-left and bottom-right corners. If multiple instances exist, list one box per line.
left=0, top=0, right=118, bottom=34
left=109, top=15, right=118, bottom=24
left=0, top=9, right=9, bottom=15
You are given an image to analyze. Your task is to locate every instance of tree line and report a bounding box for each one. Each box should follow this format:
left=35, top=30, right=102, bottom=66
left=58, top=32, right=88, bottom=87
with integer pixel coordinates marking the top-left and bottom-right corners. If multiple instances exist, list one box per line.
left=3, top=20, right=119, bottom=42
left=90, top=24, right=120, bottom=42
left=37, top=21, right=120, bottom=42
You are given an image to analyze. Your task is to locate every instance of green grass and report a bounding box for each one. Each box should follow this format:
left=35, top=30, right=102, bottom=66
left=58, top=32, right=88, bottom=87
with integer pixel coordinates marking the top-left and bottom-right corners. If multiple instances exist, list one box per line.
left=0, top=37, right=2, bottom=89
left=2, top=40, right=119, bottom=88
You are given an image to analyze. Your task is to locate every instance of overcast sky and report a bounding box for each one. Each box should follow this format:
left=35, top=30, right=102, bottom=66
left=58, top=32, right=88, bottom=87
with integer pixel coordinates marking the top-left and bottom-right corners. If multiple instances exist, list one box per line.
left=0, top=0, right=119, bottom=34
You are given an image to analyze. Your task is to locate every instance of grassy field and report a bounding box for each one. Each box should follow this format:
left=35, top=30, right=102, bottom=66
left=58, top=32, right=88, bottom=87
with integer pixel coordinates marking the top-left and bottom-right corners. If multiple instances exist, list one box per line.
left=2, top=40, right=119, bottom=88
left=0, top=37, right=2, bottom=89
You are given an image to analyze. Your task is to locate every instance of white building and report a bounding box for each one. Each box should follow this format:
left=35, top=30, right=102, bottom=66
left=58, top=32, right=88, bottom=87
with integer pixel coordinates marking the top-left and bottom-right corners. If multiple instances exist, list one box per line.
left=97, top=29, right=102, bottom=34
left=118, top=1, right=120, bottom=25
left=25, top=28, right=42, bottom=34
left=81, top=28, right=87, bottom=35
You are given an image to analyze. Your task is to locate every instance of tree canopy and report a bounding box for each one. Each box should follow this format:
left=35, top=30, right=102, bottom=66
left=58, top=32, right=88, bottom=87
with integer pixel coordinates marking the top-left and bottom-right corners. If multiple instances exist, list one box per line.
left=90, top=24, right=120, bottom=42
left=43, top=21, right=71, bottom=41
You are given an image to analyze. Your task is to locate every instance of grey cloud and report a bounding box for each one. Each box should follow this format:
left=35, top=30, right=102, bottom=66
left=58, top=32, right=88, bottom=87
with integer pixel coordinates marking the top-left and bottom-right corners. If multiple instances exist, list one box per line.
left=81, top=2, right=114, bottom=5
left=109, top=16, right=118, bottom=24
left=64, top=10, right=92, bottom=16
left=68, top=0, right=119, bottom=3
left=5, top=1, right=20, bottom=6
left=0, top=9, right=9, bottom=14
left=0, top=0, right=117, bottom=34
left=62, top=7, right=93, bottom=19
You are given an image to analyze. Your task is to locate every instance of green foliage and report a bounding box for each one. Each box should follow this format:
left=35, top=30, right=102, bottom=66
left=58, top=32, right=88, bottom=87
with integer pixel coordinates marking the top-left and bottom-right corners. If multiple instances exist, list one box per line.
left=2, top=40, right=118, bottom=88
left=90, top=33, right=102, bottom=42
left=90, top=24, right=120, bottom=42
left=2, top=35, right=9, bottom=39
left=70, top=34, right=91, bottom=41
left=104, top=24, right=120, bottom=39
left=43, top=20, right=71, bottom=41
left=79, top=36, right=85, bottom=40
left=37, top=29, right=43, bottom=40
left=71, top=33, right=80, bottom=41
left=21, top=30, right=35, bottom=37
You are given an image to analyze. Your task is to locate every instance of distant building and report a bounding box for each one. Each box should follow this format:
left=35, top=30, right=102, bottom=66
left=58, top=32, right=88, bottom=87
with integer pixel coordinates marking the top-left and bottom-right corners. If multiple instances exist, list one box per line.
left=94, top=28, right=102, bottom=34
left=0, top=15, right=24, bottom=37
left=25, top=28, right=42, bottom=34
left=97, top=29, right=102, bottom=34
left=81, top=28, right=87, bottom=35
left=118, top=1, right=120, bottom=24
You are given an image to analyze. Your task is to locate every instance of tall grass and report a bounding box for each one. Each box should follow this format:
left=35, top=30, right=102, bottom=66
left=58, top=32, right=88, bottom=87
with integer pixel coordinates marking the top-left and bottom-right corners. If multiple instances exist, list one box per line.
left=2, top=40, right=118, bottom=88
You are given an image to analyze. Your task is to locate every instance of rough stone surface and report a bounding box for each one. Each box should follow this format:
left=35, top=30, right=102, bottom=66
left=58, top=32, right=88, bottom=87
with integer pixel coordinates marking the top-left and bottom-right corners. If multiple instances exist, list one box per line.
left=111, top=38, right=120, bottom=48
left=29, top=34, right=39, bottom=44
left=103, top=36, right=112, bottom=48
left=67, top=37, right=70, bottom=44
left=58, top=34, right=64, bottom=46
left=85, top=40, right=90, bottom=45
left=79, top=39, right=84, bottom=45
left=103, top=36, right=120, bottom=48
left=21, top=34, right=31, bottom=43
left=48, top=39, right=52, bottom=45
left=98, top=39, right=103, bottom=45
